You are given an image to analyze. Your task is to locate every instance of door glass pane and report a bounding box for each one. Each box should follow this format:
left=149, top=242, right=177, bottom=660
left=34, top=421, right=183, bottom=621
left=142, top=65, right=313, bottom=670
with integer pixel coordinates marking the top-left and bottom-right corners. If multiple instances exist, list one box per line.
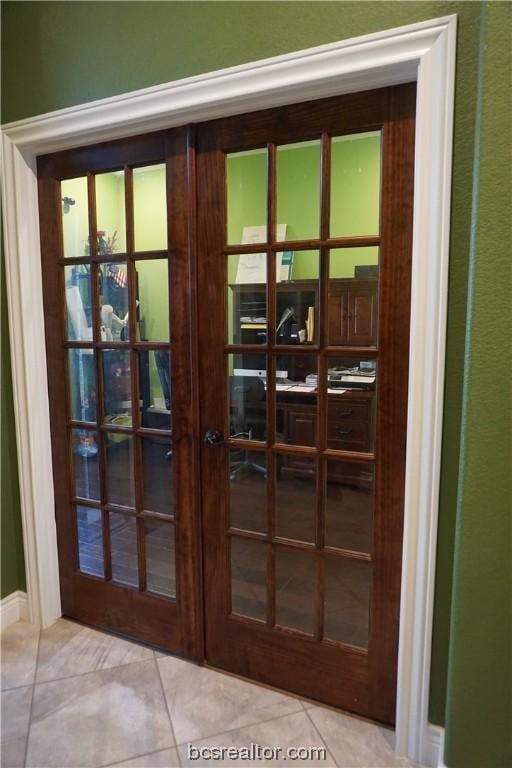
left=230, top=536, right=267, bottom=621
left=145, top=520, right=176, bottom=598
left=227, top=149, right=267, bottom=246
left=229, top=449, right=267, bottom=533
left=109, top=512, right=138, bottom=587
left=95, top=170, right=127, bottom=254
left=139, top=351, right=171, bottom=430
left=135, top=259, right=169, bottom=342
left=330, top=247, right=379, bottom=280
left=325, top=357, right=377, bottom=453
left=330, top=132, right=381, bottom=238
left=228, top=353, right=266, bottom=441
left=141, top=437, right=173, bottom=516
left=275, top=456, right=316, bottom=543
left=324, top=557, right=371, bottom=648
left=228, top=254, right=267, bottom=345
left=276, top=140, right=321, bottom=242
left=275, top=547, right=315, bottom=634
left=277, top=250, right=318, bottom=345
left=72, top=429, right=100, bottom=501
left=133, top=164, right=167, bottom=251
left=61, top=177, right=89, bottom=259
left=65, top=265, right=93, bottom=340
left=275, top=355, right=317, bottom=447
left=103, top=350, right=132, bottom=427
left=98, top=262, right=129, bottom=341
left=329, top=249, right=379, bottom=347
left=105, top=433, right=134, bottom=507
left=325, top=461, right=374, bottom=554
left=76, top=506, right=103, bottom=578
left=68, top=349, right=97, bottom=423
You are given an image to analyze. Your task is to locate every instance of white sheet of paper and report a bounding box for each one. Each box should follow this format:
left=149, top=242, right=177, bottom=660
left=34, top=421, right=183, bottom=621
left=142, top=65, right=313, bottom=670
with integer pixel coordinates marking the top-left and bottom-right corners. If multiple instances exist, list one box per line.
left=236, top=225, right=287, bottom=283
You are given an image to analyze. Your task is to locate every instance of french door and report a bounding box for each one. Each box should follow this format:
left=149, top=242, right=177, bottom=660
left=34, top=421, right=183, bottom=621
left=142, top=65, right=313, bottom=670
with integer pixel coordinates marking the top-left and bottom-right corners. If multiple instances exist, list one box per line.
left=197, top=84, right=415, bottom=724
left=39, top=83, right=415, bottom=725
left=38, top=129, right=202, bottom=656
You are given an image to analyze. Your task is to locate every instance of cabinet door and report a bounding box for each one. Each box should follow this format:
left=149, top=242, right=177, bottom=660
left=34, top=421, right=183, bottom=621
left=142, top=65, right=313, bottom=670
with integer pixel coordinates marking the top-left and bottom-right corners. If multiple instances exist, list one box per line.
left=287, top=409, right=316, bottom=447
left=348, top=287, right=377, bottom=346
left=328, top=288, right=349, bottom=345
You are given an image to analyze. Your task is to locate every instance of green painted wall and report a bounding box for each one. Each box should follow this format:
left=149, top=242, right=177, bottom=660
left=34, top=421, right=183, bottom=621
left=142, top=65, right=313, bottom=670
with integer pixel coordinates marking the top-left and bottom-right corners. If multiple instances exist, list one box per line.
left=443, top=4, right=512, bottom=767
left=1, top=241, right=26, bottom=599
left=1, top=3, right=510, bottom=765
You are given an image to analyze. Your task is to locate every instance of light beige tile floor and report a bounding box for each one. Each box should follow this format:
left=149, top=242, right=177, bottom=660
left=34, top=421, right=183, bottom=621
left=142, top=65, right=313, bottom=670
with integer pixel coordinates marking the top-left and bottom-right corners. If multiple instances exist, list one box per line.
left=1, top=620, right=419, bottom=768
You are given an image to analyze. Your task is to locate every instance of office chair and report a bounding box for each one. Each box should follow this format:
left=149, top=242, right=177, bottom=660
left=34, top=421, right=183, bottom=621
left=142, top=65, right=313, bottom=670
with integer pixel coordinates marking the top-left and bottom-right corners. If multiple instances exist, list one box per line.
left=155, top=351, right=172, bottom=461
left=229, top=375, right=266, bottom=480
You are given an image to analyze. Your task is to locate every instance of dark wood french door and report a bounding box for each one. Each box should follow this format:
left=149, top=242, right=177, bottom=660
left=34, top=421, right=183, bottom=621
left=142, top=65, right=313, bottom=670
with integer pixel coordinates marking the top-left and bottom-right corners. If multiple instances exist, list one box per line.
left=197, top=84, right=415, bottom=724
left=39, top=83, right=415, bottom=726
left=38, top=129, right=203, bottom=657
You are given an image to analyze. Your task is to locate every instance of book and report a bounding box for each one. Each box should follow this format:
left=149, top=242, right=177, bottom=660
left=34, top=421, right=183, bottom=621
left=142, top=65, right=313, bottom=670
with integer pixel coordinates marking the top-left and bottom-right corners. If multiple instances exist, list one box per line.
left=306, top=306, right=315, bottom=342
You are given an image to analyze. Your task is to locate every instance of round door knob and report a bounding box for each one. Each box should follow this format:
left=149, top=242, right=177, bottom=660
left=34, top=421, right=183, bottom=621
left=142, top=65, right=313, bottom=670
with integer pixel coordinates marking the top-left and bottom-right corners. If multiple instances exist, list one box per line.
left=203, top=428, right=224, bottom=446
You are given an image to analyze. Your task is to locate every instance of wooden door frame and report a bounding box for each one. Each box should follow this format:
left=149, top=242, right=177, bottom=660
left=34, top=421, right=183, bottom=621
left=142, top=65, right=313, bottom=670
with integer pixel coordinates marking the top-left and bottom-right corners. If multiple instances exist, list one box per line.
left=1, top=15, right=457, bottom=767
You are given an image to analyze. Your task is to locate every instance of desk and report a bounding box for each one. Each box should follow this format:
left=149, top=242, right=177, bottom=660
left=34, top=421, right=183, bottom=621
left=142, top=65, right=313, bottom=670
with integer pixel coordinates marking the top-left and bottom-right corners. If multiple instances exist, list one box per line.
left=233, top=385, right=375, bottom=487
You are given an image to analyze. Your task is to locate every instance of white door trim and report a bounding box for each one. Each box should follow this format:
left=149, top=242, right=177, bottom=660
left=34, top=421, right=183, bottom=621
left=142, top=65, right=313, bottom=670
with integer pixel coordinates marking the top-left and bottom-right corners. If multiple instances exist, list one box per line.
left=1, top=15, right=457, bottom=765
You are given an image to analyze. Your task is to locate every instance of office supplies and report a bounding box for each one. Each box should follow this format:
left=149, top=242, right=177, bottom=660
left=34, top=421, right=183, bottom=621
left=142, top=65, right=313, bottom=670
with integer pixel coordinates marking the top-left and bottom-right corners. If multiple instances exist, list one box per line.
left=234, top=368, right=288, bottom=380
left=276, top=306, right=295, bottom=343
left=328, top=366, right=376, bottom=390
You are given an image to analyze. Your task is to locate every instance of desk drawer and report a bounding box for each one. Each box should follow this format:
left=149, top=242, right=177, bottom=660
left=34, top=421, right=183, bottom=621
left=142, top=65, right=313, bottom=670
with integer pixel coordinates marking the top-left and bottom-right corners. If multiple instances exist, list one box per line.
left=328, top=399, right=368, bottom=422
left=328, top=420, right=369, bottom=451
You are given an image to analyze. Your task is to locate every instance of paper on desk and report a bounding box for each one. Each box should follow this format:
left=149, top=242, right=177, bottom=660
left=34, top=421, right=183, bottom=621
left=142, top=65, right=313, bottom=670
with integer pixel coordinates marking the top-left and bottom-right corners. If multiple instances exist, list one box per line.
left=289, top=384, right=317, bottom=393
left=328, top=388, right=347, bottom=394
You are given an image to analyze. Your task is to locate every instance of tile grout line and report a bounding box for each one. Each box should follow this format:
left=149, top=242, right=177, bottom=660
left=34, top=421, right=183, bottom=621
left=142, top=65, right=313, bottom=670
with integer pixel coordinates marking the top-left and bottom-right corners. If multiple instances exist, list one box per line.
left=303, top=706, right=340, bottom=768
left=155, top=655, right=183, bottom=768
left=172, top=700, right=307, bottom=748
left=32, top=654, right=157, bottom=689
left=22, top=625, right=42, bottom=768
left=100, top=744, right=177, bottom=768
left=0, top=682, right=36, bottom=693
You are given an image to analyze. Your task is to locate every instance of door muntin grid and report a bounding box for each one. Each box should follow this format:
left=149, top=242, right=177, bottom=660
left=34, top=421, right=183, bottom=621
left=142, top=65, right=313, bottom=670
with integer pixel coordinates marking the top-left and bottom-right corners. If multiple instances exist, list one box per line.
left=225, top=132, right=380, bottom=649
left=61, top=164, right=176, bottom=600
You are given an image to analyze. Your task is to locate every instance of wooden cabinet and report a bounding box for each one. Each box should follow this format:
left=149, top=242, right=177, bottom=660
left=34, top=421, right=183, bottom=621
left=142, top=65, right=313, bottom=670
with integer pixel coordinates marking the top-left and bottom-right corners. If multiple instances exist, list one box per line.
left=231, top=278, right=377, bottom=484
left=279, top=392, right=375, bottom=483
left=230, top=281, right=318, bottom=346
left=328, top=278, right=378, bottom=346
left=231, top=278, right=377, bottom=348
left=286, top=408, right=316, bottom=447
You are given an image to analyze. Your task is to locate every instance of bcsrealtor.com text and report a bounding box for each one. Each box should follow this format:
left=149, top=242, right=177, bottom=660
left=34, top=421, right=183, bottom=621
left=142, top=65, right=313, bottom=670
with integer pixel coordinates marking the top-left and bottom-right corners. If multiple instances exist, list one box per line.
left=187, top=743, right=328, bottom=762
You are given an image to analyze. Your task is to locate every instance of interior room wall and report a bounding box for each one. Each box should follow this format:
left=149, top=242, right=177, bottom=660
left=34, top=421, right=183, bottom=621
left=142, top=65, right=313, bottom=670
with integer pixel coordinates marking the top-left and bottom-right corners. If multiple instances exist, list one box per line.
left=227, top=134, right=380, bottom=280
left=1, top=236, right=26, bottom=599
left=442, top=5, right=511, bottom=766
left=2, top=4, right=510, bottom=766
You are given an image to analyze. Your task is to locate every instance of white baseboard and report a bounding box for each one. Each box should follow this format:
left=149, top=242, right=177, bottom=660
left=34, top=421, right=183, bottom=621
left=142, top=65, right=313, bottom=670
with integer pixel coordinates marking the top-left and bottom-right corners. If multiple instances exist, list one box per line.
left=0, top=590, right=29, bottom=630
left=424, top=724, right=446, bottom=767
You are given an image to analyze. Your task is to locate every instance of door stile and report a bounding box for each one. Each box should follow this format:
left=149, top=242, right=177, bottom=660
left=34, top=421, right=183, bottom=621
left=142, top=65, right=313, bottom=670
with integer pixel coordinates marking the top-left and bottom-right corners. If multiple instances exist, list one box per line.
left=196, top=135, right=232, bottom=663
left=167, top=125, right=205, bottom=661
left=367, top=84, right=416, bottom=723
